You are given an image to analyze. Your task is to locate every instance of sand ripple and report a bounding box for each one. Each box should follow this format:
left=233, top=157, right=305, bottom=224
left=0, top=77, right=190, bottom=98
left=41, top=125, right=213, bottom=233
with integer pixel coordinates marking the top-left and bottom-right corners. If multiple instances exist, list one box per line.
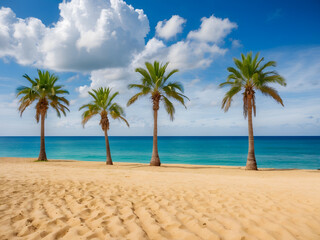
left=0, top=159, right=319, bottom=240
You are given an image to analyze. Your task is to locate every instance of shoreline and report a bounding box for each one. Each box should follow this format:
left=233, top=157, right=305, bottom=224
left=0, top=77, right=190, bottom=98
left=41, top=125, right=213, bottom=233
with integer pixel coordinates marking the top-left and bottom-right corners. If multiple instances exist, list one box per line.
left=1, top=157, right=319, bottom=171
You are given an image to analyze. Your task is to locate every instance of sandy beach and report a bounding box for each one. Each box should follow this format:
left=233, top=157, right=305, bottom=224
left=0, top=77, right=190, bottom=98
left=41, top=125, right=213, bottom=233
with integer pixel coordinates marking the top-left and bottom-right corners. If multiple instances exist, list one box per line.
left=0, top=157, right=319, bottom=240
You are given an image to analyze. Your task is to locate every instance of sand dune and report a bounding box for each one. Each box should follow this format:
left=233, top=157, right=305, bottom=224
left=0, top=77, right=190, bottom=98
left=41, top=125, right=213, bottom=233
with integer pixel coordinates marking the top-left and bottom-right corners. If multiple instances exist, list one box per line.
left=0, top=158, right=319, bottom=240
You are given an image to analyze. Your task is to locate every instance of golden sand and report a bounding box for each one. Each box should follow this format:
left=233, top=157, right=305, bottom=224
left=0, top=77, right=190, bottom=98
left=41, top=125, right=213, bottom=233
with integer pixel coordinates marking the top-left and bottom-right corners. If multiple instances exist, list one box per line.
left=0, top=157, right=319, bottom=240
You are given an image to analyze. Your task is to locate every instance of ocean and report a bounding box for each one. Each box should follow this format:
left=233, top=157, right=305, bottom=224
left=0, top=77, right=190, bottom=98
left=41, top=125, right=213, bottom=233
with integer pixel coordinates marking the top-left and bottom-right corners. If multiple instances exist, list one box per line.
left=0, top=136, right=319, bottom=169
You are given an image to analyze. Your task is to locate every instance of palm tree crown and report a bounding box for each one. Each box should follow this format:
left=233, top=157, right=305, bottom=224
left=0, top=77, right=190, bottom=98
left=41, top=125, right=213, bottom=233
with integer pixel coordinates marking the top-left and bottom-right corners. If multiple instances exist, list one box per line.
left=127, top=61, right=189, bottom=120
left=17, top=70, right=70, bottom=121
left=79, top=87, right=129, bottom=130
left=220, top=52, right=286, bottom=117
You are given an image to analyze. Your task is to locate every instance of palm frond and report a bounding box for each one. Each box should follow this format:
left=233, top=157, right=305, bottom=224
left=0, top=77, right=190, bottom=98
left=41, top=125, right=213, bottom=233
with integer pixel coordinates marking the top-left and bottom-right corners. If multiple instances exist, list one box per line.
left=128, top=84, right=145, bottom=90
left=107, top=91, right=119, bottom=108
left=118, top=116, right=130, bottom=127
left=127, top=92, right=145, bottom=106
left=165, top=82, right=184, bottom=93
left=227, top=67, right=243, bottom=81
left=259, top=60, right=276, bottom=72
left=258, top=86, right=284, bottom=106
left=164, top=68, right=178, bottom=82
left=109, top=103, right=129, bottom=127
left=163, top=86, right=188, bottom=108
left=220, top=81, right=237, bottom=88
left=221, top=86, right=242, bottom=112
left=260, top=74, right=286, bottom=87
left=22, top=74, right=36, bottom=85
left=18, top=98, right=34, bottom=116
left=81, top=108, right=99, bottom=127
left=88, top=90, right=99, bottom=103
left=145, top=62, right=156, bottom=82
left=162, top=96, right=175, bottom=121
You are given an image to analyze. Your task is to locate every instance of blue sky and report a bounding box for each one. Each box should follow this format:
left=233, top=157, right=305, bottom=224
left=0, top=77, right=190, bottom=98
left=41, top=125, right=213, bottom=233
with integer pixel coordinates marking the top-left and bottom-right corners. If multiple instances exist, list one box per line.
left=0, top=0, right=319, bottom=136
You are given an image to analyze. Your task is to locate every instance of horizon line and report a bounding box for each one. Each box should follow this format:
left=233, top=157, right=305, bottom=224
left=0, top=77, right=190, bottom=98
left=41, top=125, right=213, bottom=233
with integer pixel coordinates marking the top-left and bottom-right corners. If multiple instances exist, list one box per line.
left=0, top=135, right=319, bottom=137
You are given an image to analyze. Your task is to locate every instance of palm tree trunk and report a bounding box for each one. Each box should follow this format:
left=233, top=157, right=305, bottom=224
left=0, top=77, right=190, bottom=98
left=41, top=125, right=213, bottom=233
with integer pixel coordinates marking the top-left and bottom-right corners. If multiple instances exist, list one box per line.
left=246, top=95, right=258, bottom=170
left=104, top=129, right=113, bottom=165
left=150, top=108, right=160, bottom=166
left=38, top=112, right=47, bottom=161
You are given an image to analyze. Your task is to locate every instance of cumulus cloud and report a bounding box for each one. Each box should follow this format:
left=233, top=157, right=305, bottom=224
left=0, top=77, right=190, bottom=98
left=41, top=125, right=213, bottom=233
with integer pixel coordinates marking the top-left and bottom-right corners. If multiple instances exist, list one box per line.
left=0, top=7, right=47, bottom=65
left=77, top=36, right=229, bottom=98
left=42, top=0, right=149, bottom=71
left=156, top=15, right=186, bottom=40
left=135, top=37, right=227, bottom=71
left=77, top=13, right=237, bottom=97
left=77, top=67, right=133, bottom=98
left=167, top=40, right=226, bottom=70
left=134, top=36, right=228, bottom=71
left=188, top=15, right=237, bottom=43
left=0, top=0, right=149, bottom=71
left=0, top=6, right=237, bottom=73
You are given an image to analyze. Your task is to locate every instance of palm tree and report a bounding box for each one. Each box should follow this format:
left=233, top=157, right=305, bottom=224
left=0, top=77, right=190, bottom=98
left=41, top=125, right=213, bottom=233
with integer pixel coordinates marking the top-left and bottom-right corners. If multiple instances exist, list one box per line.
left=79, top=87, right=129, bottom=165
left=16, top=70, right=70, bottom=161
left=127, top=61, right=189, bottom=166
left=220, top=52, right=286, bottom=170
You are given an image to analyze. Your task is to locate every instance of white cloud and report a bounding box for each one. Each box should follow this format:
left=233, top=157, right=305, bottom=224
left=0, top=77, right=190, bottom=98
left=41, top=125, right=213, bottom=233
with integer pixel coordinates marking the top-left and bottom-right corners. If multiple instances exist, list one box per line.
left=0, top=7, right=47, bottom=65
left=136, top=37, right=227, bottom=71
left=156, top=15, right=186, bottom=40
left=185, top=83, right=226, bottom=108
left=42, top=0, right=149, bottom=71
left=77, top=35, right=229, bottom=99
left=132, top=37, right=166, bottom=67
left=77, top=13, right=236, bottom=100
left=66, top=74, right=79, bottom=83
left=231, top=39, right=242, bottom=48
left=188, top=78, right=200, bottom=86
left=0, top=0, right=149, bottom=71
left=188, top=15, right=237, bottom=43
left=77, top=67, right=133, bottom=98
left=167, top=40, right=226, bottom=70
left=0, top=6, right=238, bottom=73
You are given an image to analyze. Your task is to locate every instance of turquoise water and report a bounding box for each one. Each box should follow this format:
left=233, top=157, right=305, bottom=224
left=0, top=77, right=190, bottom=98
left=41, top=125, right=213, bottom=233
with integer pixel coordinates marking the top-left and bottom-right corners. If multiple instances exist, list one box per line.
left=0, top=136, right=319, bottom=169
